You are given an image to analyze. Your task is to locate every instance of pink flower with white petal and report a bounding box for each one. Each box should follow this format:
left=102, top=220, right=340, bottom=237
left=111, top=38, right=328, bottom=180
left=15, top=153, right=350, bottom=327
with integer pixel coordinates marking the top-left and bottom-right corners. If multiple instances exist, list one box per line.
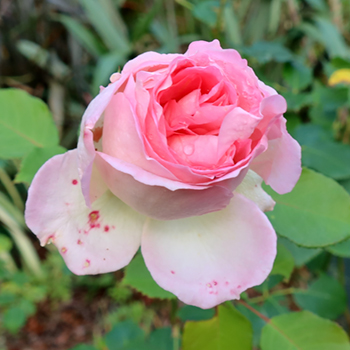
left=25, top=40, right=301, bottom=309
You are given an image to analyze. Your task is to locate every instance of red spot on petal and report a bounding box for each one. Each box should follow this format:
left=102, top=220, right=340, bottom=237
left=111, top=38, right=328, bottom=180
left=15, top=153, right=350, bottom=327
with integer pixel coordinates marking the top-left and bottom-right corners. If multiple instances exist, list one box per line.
left=61, top=247, right=67, bottom=254
left=72, top=179, right=78, bottom=185
left=206, top=283, right=212, bottom=288
left=213, top=281, right=218, bottom=286
left=84, top=259, right=90, bottom=268
left=171, top=270, right=175, bottom=274
left=93, top=126, right=103, bottom=143
left=237, top=285, right=241, bottom=289
left=104, top=225, right=110, bottom=232
left=225, top=281, right=229, bottom=286
left=46, top=235, right=55, bottom=244
left=230, top=289, right=236, bottom=295
left=88, top=211, right=100, bottom=229
left=77, top=239, right=83, bottom=245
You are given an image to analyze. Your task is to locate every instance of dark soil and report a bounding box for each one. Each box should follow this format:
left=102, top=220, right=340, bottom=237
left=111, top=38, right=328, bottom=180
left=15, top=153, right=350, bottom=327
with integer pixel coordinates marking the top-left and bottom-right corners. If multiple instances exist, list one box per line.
left=5, top=291, right=107, bottom=350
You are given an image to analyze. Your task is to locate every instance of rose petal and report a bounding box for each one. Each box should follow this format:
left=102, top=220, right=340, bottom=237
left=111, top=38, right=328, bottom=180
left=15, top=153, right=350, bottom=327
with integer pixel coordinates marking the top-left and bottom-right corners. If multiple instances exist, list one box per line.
left=250, top=117, right=302, bottom=194
left=102, top=92, right=178, bottom=180
left=235, top=170, right=275, bottom=211
left=256, top=94, right=287, bottom=134
left=218, top=107, right=262, bottom=159
left=94, top=152, right=237, bottom=220
left=168, top=134, right=219, bottom=166
left=77, top=80, right=125, bottom=205
left=25, top=150, right=144, bottom=275
left=185, top=39, right=223, bottom=56
left=142, top=193, right=276, bottom=309
left=122, top=51, right=179, bottom=75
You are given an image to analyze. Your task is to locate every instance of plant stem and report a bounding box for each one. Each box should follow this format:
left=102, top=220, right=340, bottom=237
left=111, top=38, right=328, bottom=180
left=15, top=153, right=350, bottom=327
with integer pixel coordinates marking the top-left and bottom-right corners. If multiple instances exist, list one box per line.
left=236, top=299, right=270, bottom=323
left=248, top=287, right=296, bottom=304
left=0, top=167, right=24, bottom=212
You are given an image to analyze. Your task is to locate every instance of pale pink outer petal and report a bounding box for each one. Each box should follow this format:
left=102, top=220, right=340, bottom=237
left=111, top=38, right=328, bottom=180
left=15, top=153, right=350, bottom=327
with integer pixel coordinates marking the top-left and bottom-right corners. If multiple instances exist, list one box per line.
left=77, top=80, right=124, bottom=205
left=141, top=193, right=277, bottom=309
left=25, top=150, right=145, bottom=275
left=94, top=153, right=242, bottom=220
left=250, top=117, right=302, bottom=194
left=235, top=170, right=275, bottom=212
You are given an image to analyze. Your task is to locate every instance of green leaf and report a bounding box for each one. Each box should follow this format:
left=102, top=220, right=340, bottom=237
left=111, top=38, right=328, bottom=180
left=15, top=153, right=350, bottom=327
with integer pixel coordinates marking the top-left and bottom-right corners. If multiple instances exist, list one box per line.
left=282, top=92, right=312, bottom=112
left=327, top=239, right=350, bottom=257
left=2, top=307, right=27, bottom=333
left=340, top=178, right=350, bottom=194
left=178, top=305, right=215, bottom=322
left=104, top=320, right=145, bottom=350
left=294, top=124, right=350, bottom=180
left=17, top=299, right=36, bottom=317
left=242, top=41, right=293, bottom=64
left=260, top=311, right=350, bottom=350
left=146, top=328, right=173, bottom=350
left=17, top=40, right=70, bottom=80
left=237, top=299, right=288, bottom=348
left=182, top=303, right=253, bottom=350
left=265, top=168, right=350, bottom=247
left=131, top=0, right=162, bottom=42
left=223, top=4, right=242, bottom=46
left=0, top=292, right=16, bottom=306
left=0, top=89, right=59, bottom=159
left=279, top=237, right=321, bottom=267
left=294, top=274, right=347, bottom=319
left=69, top=345, right=97, bottom=350
left=122, top=253, right=175, bottom=299
left=193, top=1, right=220, bottom=27
left=15, top=146, right=66, bottom=184
left=0, top=234, right=13, bottom=252
left=311, top=83, right=348, bottom=112
left=283, top=62, right=312, bottom=92
left=78, top=0, right=130, bottom=54
left=92, top=51, right=126, bottom=95
left=314, top=18, right=350, bottom=59
left=58, top=15, right=106, bottom=57
left=270, top=242, right=294, bottom=281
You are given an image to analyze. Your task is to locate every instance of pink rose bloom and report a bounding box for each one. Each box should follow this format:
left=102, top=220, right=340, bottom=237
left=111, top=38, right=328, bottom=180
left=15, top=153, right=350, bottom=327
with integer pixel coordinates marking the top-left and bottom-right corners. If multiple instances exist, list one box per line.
left=25, top=40, right=301, bottom=309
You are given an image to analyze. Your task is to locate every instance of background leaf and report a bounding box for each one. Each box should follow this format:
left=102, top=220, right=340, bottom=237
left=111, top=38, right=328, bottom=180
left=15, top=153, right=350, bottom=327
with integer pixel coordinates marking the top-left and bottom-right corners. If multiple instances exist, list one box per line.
left=260, top=311, right=350, bottom=350
left=0, top=89, right=60, bottom=159
left=294, top=274, right=347, bottom=319
left=15, top=146, right=66, bottom=184
left=270, top=242, right=295, bottom=281
left=182, top=303, right=253, bottom=350
left=294, top=124, right=350, bottom=180
left=265, top=168, right=350, bottom=247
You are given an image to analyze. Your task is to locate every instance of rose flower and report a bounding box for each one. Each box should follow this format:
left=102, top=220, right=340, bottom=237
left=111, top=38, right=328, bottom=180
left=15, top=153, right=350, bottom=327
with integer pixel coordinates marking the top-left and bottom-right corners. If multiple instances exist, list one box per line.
left=25, top=40, right=301, bottom=309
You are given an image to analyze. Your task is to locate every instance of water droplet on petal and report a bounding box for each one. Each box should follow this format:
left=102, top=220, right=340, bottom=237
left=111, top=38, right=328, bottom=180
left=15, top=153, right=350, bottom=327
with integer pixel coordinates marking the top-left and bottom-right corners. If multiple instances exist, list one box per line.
left=184, top=144, right=194, bottom=156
